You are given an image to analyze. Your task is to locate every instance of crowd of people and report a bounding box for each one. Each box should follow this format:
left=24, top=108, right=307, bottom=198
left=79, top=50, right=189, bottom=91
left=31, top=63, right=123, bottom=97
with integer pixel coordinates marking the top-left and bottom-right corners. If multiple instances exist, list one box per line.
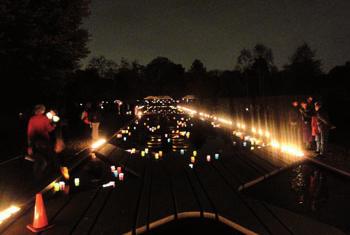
left=290, top=96, right=336, bottom=156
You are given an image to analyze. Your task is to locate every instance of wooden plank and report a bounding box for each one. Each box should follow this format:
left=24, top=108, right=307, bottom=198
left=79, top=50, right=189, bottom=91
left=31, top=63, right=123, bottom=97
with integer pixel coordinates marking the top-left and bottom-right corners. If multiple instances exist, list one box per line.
left=162, top=153, right=200, bottom=216
left=89, top=157, right=145, bottom=234
left=148, top=159, right=176, bottom=230
left=194, top=161, right=271, bottom=234
left=71, top=189, right=111, bottom=234
left=42, top=189, right=101, bottom=235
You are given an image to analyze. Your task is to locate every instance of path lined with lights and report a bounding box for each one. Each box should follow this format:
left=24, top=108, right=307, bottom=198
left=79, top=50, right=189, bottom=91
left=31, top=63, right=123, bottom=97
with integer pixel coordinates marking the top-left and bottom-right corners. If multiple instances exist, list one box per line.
left=177, top=105, right=305, bottom=158
left=1, top=107, right=343, bottom=235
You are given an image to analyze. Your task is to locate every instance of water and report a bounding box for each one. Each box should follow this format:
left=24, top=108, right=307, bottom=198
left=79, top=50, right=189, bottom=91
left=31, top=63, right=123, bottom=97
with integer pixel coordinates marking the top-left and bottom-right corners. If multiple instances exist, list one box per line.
left=244, top=161, right=350, bottom=233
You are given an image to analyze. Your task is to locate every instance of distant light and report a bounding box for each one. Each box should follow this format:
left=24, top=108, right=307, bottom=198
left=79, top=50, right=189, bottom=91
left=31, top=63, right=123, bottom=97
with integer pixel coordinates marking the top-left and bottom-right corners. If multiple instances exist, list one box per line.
left=206, top=155, right=211, bottom=162
left=74, top=178, right=80, bottom=187
left=189, top=163, right=194, bottom=169
left=91, top=138, right=107, bottom=149
left=214, top=153, right=220, bottom=160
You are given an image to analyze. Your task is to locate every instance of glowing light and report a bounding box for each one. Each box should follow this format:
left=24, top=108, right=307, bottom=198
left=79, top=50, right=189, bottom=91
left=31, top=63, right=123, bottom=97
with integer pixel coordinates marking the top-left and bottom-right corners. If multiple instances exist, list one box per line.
left=193, top=150, right=197, bottom=157
left=119, top=173, right=124, bottom=181
left=180, top=149, right=185, bottom=155
left=103, top=181, right=115, bottom=188
left=190, top=156, right=195, bottom=163
left=271, top=140, right=280, bottom=149
left=52, top=115, right=60, bottom=122
left=189, top=163, right=194, bottom=169
left=141, top=151, right=145, bottom=157
left=46, top=111, right=53, bottom=119
left=54, top=182, right=60, bottom=192
left=91, top=138, right=107, bottom=150
left=265, top=131, right=271, bottom=138
left=59, top=181, right=65, bottom=190
left=145, top=148, right=149, bottom=154
left=111, top=165, right=116, bottom=171
left=206, top=155, right=211, bottom=162
left=155, top=153, right=159, bottom=160
left=214, top=153, right=220, bottom=160
left=258, top=129, right=263, bottom=136
left=74, top=178, right=80, bottom=187
left=252, top=127, right=257, bottom=134
left=0, top=206, right=21, bottom=224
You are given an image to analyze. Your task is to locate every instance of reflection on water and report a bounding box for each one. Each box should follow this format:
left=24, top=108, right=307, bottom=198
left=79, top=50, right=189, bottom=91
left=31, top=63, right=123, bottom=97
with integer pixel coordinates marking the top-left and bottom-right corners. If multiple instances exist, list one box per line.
left=290, top=164, right=328, bottom=212
left=291, top=165, right=306, bottom=205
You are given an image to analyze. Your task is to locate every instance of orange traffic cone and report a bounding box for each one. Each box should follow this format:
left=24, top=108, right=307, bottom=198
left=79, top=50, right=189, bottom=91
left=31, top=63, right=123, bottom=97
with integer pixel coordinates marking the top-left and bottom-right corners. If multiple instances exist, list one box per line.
left=27, top=193, right=54, bottom=233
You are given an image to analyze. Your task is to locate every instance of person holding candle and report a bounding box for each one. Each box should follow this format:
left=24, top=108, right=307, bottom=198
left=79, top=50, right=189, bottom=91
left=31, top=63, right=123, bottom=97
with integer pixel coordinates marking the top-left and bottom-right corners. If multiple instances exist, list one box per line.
left=27, top=104, right=56, bottom=178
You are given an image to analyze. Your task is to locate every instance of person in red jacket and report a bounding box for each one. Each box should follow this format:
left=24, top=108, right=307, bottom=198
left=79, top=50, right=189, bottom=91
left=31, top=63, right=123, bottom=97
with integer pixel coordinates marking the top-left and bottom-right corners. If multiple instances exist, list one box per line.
left=27, top=104, right=56, bottom=178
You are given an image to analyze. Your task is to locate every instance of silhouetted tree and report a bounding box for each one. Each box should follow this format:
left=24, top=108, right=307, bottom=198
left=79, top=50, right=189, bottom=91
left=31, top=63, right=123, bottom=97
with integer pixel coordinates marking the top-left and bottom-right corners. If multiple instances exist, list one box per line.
left=87, top=56, right=118, bottom=79
left=284, top=43, right=322, bottom=93
left=144, top=57, right=185, bottom=97
left=235, top=49, right=253, bottom=73
left=0, top=0, right=90, bottom=107
left=189, top=59, right=206, bottom=74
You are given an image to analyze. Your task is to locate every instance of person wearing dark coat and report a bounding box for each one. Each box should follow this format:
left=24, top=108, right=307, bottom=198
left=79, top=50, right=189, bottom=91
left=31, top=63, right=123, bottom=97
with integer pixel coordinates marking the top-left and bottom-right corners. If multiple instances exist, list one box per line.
left=314, top=102, right=335, bottom=155
left=299, top=101, right=313, bottom=149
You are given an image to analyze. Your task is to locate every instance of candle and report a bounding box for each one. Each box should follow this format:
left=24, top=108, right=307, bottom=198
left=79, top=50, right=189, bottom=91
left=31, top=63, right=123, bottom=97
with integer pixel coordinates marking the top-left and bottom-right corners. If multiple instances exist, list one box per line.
left=159, top=151, right=163, bottom=157
left=155, top=153, right=159, bottom=160
left=103, top=181, right=115, bottom=188
left=145, top=148, right=149, bottom=154
left=111, top=165, right=116, bottom=171
left=214, top=153, right=220, bottom=160
left=59, top=181, right=65, bottom=191
left=54, top=182, right=60, bottom=192
left=193, top=150, right=197, bottom=157
left=206, top=155, right=211, bottom=162
left=190, top=156, right=195, bottom=163
left=141, top=151, right=145, bottom=157
left=119, top=173, right=124, bottom=181
left=74, top=178, right=80, bottom=187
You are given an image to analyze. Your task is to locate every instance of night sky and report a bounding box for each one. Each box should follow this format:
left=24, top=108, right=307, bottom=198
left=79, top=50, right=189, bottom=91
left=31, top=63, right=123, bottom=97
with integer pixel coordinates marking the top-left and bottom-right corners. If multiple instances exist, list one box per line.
left=83, top=0, right=350, bottom=71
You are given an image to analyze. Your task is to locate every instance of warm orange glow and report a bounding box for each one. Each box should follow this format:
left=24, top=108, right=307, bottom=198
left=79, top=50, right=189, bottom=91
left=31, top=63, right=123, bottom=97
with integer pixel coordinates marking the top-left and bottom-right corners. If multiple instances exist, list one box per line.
left=0, top=205, right=21, bottom=224
left=91, top=138, right=107, bottom=149
left=178, top=105, right=305, bottom=158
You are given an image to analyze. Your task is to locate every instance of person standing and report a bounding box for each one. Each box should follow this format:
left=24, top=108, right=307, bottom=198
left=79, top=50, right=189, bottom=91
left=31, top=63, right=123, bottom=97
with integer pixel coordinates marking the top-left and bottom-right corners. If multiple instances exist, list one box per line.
left=27, top=104, right=56, bottom=178
left=299, top=101, right=313, bottom=149
left=314, top=102, right=335, bottom=156
left=89, top=103, right=102, bottom=141
left=81, top=103, right=92, bottom=138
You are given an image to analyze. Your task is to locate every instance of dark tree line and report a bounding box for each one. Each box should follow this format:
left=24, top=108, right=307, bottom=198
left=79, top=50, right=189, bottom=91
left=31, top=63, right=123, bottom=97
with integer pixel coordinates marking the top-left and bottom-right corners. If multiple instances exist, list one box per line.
left=70, top=42, right=349, bottom=103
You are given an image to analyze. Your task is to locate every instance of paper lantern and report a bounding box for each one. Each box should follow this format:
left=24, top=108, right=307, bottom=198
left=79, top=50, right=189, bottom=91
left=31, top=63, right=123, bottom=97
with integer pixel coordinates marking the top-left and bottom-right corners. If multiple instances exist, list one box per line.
left=74, top=178, right=80, bottom=187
